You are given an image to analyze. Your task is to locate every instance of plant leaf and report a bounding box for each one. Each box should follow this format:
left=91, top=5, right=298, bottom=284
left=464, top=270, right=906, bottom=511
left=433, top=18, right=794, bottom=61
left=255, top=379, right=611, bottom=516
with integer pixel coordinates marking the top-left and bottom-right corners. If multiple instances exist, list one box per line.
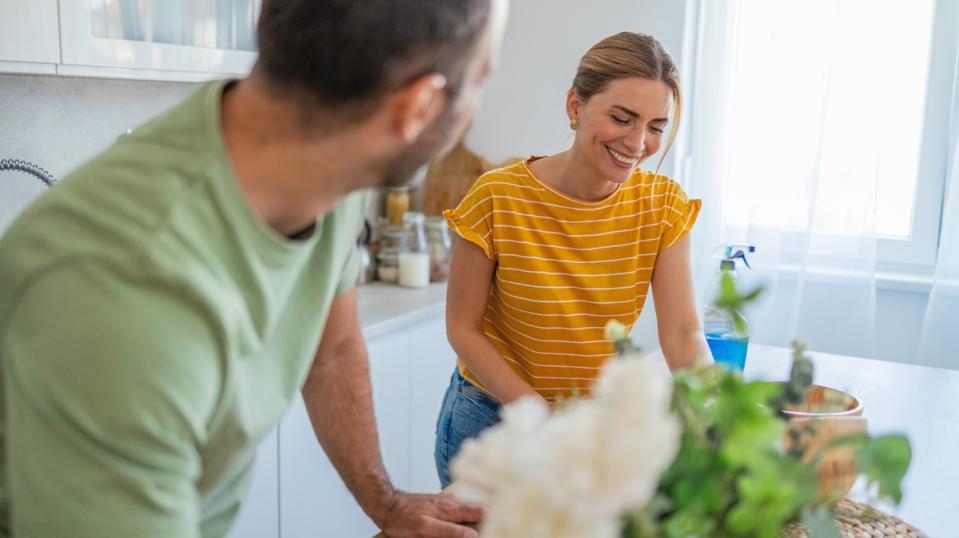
left=856, top=434, right=912, bottom=503
left=801, top=506, right=842, bottom=538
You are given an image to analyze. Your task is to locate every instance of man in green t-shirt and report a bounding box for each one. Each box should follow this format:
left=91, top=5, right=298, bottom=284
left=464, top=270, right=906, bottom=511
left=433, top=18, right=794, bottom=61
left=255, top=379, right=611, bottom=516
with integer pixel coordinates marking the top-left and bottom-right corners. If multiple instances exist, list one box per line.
left=0, top=1, right=507, bottom=536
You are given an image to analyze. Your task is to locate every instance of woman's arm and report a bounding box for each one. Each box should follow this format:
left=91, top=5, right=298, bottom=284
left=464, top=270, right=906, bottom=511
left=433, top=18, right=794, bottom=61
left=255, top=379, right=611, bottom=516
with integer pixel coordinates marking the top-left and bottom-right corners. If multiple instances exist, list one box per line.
left=446, top=239, right=546, bottom=405
left=650, top=235, right=712, bottom=370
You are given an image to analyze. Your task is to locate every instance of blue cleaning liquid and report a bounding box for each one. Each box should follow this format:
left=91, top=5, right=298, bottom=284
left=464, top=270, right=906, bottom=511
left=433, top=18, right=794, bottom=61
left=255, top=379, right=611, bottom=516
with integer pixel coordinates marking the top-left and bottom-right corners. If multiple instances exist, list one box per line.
left=705, top=333, right=749, bottom=372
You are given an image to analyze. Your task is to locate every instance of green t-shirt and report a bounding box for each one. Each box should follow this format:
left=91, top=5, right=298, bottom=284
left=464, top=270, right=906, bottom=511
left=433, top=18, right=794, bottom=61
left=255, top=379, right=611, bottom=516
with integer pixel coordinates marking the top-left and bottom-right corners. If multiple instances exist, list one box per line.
left=0, top=80, right=368, bottom=537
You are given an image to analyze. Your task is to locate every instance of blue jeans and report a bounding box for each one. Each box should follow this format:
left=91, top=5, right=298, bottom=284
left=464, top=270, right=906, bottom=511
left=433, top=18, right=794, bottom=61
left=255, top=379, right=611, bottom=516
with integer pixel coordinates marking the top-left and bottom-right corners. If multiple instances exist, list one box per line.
left=434, top=369, right=502, bottom=489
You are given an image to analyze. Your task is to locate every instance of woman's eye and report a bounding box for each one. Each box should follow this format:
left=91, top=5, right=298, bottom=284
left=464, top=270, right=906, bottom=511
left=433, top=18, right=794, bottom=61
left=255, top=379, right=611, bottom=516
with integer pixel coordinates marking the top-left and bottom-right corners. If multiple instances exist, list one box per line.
left=650, top=126, right=665, bottom=134
left=612, top=115, right=630, bottom=125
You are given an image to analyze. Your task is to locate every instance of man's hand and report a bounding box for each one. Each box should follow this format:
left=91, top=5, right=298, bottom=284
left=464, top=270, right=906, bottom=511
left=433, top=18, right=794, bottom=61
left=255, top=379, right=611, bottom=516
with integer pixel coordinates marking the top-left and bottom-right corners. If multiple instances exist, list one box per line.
left=376, top=491, right=484, bottom=538
left=305, top=289, right=485, bottom=538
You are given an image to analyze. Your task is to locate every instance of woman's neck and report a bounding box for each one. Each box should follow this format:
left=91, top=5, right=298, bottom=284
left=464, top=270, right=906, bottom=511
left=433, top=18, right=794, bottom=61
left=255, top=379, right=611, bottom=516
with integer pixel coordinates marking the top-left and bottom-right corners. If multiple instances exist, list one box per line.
left=531, top=149, right=619, bottom=202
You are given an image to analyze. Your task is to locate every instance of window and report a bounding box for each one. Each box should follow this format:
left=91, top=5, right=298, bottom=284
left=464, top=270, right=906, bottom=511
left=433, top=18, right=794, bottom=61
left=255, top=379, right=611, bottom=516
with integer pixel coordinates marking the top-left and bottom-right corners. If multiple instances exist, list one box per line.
left=691, top=0, right=957, bottom=272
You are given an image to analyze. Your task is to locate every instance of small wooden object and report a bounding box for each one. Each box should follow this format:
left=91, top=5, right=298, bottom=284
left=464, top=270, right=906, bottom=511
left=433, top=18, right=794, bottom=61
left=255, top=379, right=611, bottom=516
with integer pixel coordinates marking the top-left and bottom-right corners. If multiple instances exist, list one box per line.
left=419, top=138, right=518, bottom=216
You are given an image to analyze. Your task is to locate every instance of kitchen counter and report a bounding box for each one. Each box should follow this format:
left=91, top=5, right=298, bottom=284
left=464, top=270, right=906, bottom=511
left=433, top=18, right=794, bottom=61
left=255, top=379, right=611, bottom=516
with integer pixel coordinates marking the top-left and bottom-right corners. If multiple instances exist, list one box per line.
left=351, top=288, right=957, bottom=535
left=743, top=344, right=957, bottom=536
left=371, top=344, right=958, bottom=537
left=356, top=282, right=448, bottom=340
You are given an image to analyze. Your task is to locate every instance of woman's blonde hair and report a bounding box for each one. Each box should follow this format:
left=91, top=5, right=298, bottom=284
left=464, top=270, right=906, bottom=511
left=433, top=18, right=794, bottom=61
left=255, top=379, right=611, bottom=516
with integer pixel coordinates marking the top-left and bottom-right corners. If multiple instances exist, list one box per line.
left=572, top=32, right=682, bottom=172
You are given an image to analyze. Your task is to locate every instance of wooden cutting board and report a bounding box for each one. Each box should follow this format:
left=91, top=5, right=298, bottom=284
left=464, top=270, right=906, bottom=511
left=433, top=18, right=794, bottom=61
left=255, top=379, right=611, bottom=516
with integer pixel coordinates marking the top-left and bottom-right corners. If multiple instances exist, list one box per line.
left=419, top=139, right=519, bottom=216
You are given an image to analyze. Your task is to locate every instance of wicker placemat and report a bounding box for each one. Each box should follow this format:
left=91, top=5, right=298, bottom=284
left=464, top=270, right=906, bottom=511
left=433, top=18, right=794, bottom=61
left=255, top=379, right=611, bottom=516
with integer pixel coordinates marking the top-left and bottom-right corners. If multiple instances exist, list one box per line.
left=781, top=498, right=927, bottom=537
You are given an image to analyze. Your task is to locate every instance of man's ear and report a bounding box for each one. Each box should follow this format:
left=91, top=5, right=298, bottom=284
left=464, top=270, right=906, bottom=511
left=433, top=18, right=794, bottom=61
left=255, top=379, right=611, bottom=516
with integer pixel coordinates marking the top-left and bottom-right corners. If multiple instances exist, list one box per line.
left=390, top=73, right=449, bottom=143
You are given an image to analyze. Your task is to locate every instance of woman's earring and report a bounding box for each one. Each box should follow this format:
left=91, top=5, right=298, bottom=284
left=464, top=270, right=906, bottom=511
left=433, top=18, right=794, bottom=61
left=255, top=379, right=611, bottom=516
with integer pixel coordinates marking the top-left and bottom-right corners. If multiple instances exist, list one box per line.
left=570, top=119, right=579, bottom=130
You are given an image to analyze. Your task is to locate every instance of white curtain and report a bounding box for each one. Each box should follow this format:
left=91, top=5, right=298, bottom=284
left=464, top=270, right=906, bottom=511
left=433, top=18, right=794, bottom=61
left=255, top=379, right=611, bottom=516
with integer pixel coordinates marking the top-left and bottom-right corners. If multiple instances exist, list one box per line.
left=918, top=91, right=959, bottom=370
left=684, top=0, right=949, bottom=365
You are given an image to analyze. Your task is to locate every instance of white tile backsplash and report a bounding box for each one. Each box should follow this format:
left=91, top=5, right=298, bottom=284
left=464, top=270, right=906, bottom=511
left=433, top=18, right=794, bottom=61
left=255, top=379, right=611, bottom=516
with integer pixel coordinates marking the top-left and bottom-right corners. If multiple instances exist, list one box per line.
left=0, top=74, right=195, bottom=231
left=0, top=74, right=196, bottom=181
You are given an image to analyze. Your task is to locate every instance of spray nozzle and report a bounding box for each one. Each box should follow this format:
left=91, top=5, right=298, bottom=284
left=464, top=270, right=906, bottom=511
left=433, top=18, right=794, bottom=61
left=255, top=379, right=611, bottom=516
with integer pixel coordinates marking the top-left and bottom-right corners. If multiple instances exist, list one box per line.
left=713, top=244, right=756, bottom=270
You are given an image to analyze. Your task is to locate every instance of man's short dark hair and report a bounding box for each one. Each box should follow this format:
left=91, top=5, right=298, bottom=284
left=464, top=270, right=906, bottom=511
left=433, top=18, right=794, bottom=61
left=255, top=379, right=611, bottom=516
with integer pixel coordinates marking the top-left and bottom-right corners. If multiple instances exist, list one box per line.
left=256, top=0, right=491, bottom=116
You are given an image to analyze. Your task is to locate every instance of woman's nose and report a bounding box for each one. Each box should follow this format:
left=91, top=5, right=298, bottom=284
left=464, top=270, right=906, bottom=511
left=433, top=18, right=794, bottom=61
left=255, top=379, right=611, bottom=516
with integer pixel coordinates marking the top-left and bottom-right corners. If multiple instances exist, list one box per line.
left=623, top=127, right=647, bottom=156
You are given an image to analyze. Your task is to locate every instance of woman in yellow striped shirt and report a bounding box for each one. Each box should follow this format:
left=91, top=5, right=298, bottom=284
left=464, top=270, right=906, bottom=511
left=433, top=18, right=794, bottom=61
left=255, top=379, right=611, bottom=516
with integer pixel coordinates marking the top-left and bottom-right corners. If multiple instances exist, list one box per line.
left=434, top=32, right=709, bottom=487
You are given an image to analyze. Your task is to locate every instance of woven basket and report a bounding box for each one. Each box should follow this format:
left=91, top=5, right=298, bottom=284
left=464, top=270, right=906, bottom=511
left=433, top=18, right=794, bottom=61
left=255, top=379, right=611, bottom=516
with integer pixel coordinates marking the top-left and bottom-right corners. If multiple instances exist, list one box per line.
left=777, top=383, right=866, bottom=497
left=786, top=415, right=867, bottom=497
left=781, top=498, right=928, bottom=537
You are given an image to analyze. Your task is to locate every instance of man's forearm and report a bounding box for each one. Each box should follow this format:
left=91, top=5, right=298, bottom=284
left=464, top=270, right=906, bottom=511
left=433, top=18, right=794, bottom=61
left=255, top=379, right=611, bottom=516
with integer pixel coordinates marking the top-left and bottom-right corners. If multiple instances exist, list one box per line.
left=301, top=336, right=395, bottom=526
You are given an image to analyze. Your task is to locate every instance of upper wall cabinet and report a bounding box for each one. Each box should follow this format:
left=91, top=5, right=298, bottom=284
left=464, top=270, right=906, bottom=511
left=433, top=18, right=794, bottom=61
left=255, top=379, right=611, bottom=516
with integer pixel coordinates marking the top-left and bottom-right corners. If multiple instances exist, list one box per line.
left=0, top=0, right=60, bottom=74
left=58, top=0, right=260, bottom=81
left=0, top=0, right=260, bottom=81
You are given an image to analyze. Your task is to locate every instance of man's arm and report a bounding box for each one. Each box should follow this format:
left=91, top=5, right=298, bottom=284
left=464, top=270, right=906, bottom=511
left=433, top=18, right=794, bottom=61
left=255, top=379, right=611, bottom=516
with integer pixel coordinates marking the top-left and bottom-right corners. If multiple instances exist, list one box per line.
left=301, top=286, right=483, bottom=538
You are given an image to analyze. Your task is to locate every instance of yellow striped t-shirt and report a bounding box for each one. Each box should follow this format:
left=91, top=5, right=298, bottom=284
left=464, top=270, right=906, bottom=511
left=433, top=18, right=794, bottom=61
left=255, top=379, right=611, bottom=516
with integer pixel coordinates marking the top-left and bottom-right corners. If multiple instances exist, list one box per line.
left=444, top=157, right=701, bottom=401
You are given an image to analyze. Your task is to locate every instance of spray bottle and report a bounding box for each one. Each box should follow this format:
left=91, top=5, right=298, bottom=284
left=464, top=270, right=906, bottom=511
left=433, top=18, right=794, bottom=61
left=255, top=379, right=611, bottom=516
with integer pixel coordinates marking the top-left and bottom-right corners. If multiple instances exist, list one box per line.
left=703, top=244, right=755, bottom=371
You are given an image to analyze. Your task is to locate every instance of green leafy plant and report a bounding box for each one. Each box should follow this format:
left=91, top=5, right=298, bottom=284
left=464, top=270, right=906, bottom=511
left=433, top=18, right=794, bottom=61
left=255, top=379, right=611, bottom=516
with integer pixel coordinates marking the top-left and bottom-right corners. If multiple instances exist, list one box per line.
left=616, top=272, right=911, bottom=538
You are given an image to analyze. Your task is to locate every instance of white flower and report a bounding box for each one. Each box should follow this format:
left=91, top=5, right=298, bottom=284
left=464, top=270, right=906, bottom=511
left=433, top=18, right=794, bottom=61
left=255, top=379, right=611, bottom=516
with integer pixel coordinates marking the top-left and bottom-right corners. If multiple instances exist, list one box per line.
left=449, top=354, right=680, bottom=538
left=449, top=396, right=550, bottom=505
left=604, top=319, right=629, bottom=343
left=595, top=352, right=672, bottom=407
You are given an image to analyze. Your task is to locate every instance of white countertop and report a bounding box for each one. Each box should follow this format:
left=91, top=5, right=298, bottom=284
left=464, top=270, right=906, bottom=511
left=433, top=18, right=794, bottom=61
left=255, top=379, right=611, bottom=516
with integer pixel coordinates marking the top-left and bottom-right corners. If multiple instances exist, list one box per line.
left=355, top=289, right=957, bottom=534
left=356, top=282, right=448, bottom=340
left=647, top=345, right=959, bottom=534
left=743, top=344, right=958, bottom=536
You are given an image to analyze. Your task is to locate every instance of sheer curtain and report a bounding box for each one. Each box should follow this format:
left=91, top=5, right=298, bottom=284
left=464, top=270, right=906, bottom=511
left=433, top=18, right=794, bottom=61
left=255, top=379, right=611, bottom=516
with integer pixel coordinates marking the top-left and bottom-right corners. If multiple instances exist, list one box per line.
left=918, top=79, right=959, bottom=370
left=684, top=0, right=943, bottom=362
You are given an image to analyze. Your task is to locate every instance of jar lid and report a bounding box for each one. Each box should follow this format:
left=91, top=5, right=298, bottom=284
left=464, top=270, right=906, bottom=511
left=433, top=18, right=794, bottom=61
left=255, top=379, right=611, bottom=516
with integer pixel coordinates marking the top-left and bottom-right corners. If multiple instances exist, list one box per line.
left=381, top=224, right=408, bottom=239
left=377, top=247, right=400, bottom=263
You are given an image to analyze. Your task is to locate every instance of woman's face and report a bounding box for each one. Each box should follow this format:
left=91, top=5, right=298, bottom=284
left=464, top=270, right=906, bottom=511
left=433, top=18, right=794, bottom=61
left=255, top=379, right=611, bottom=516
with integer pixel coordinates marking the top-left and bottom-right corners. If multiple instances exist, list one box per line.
left=568, top=77, right=673, bottom=184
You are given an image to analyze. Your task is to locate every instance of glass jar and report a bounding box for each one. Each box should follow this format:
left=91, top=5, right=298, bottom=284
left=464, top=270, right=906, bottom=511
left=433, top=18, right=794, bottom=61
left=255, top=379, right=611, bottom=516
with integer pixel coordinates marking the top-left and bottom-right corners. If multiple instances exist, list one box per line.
left=376, top=224, right=407, bottom=283
left=399, top=212, right=430, bottom=288
left=380, top=223, right=407, bottom=251
left=376, top=248, right=399, bottom=283
left=385, top=186, right=412, bottom=226
left=425, top=216, right=452, bottom=282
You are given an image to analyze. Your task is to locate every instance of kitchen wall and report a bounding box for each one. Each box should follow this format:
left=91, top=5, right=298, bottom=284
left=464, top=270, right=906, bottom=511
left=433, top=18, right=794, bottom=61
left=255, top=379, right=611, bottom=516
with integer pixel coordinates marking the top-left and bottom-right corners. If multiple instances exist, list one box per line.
left=0, top=74, right=398, bottom=231
left=466, top=0, right=692, bottom=169
left=0, top=74, right=195, bottom=230
left=0, top=74, right=195, bottom=180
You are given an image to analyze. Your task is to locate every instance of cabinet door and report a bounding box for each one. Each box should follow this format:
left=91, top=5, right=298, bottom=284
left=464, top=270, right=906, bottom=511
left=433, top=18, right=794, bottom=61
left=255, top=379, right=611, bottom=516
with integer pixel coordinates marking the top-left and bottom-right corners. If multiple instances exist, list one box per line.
left=57, top=0, right=259, bottom=80
left=0, top=0, right=59, bottom=71
left=408, top=318, right=458, bottom=493
left=278, top=330, right=411, bottom=538
left=367, top=332, right=413, bottom=490
left=227, top=427, right=279, bottom=538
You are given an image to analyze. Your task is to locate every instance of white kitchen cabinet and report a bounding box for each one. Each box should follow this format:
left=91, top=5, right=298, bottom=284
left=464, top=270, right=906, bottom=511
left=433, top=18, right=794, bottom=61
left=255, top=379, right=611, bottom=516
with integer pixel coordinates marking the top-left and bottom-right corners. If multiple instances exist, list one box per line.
left=56, top=0, right=260, bottom=81
left=0, top=0, right=60, bottom=74
left=367, top=332, right=414, bottom=491
left=278, top=394, right=377, bottom=538
left=278, top=330, right=412, bottom=538
left=408, top=321, right=458, bottom=492
left=228, top=427, right=280, bottom=538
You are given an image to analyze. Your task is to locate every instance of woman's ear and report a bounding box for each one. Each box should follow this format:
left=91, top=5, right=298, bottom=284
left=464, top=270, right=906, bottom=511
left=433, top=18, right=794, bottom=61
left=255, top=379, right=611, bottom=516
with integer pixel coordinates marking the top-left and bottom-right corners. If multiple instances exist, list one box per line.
left=391, top=74, right=449, bottom=143
left=566, top=88, right=582, bottom=130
